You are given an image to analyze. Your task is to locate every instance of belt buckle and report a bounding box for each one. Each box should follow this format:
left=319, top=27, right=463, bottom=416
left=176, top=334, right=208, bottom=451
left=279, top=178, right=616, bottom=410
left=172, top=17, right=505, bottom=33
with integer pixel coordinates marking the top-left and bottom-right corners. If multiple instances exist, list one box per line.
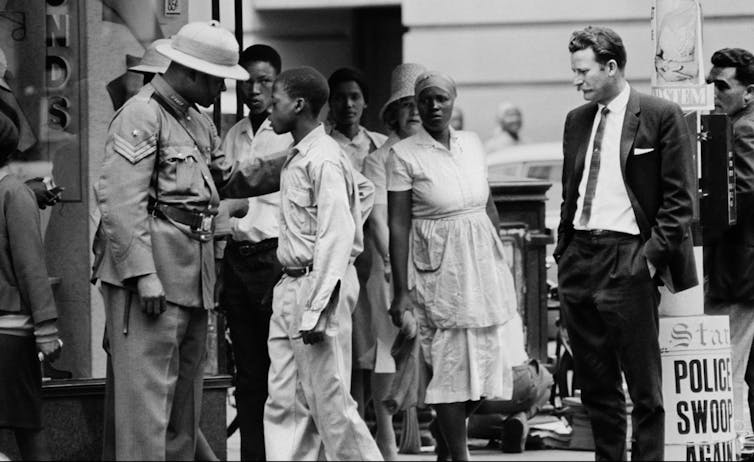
left=199, top=213, right=214, bottom=233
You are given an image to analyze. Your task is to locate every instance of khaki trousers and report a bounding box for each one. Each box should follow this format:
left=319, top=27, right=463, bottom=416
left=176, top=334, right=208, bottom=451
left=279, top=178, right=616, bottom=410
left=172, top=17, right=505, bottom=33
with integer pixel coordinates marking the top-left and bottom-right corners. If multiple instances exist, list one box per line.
left=264, top=265, right=382, bottom=461
left=102, top=283, right=207, bottom=461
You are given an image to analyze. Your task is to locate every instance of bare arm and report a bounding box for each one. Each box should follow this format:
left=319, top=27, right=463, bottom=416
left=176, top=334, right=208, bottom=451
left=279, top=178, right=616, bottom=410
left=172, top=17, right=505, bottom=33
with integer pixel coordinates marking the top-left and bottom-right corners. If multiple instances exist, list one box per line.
left=388, top=190, right=412, bottom=326
left=368, top=203, right=391, bottom=280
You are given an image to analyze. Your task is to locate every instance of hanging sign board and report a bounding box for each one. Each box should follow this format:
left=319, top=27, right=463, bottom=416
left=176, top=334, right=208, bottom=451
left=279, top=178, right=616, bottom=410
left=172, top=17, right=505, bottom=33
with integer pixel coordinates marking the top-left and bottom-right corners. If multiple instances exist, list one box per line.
left=651, top=0, right=714, bottom=111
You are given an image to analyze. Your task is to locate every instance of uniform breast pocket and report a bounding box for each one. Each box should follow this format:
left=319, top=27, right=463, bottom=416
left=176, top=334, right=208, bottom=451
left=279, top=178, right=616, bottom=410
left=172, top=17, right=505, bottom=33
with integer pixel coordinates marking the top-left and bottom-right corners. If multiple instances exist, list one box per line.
left=161, top=146, right=203, bottom=195
left=286, top=187, right=315, bottom=235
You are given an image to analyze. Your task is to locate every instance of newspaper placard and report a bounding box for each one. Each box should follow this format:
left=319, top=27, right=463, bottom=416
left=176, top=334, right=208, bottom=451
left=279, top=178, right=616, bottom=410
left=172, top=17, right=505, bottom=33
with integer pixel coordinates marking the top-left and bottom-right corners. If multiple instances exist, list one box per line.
left=660, top=316, right=735, bottom=460
left=651, top=0, right=714, bottom=110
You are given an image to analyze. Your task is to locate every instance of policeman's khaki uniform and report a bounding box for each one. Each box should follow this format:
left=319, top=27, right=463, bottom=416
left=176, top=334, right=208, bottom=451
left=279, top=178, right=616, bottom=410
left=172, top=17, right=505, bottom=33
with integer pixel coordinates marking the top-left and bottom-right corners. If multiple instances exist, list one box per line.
left=93, top=75, right=283, bottom=461
left=263, top=124, right=382, bottom=461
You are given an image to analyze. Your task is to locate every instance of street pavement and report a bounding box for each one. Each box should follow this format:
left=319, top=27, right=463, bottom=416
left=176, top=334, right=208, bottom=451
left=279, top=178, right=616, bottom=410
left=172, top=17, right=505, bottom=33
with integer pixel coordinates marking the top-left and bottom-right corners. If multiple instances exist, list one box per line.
left=225, top=401, right=594, bottom=461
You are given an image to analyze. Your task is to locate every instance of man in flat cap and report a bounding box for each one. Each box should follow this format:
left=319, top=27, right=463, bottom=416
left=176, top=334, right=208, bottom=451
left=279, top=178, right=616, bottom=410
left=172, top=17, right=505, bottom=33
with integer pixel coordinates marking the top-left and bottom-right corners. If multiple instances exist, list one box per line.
left=93, top=21, right=285, bottom=460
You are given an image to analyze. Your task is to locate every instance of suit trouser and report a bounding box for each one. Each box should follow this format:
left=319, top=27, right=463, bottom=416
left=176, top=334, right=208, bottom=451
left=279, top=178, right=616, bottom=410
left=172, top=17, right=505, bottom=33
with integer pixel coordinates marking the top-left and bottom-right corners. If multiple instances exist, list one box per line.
left=263, top=265, right=383, bottom=461
left=221, top=240, right=281, bottom=461
left=558, top=232, right=663, bottom=461
left=102, top=283, right=208, bottom=461
left=705, top=301, right=754, bottom=434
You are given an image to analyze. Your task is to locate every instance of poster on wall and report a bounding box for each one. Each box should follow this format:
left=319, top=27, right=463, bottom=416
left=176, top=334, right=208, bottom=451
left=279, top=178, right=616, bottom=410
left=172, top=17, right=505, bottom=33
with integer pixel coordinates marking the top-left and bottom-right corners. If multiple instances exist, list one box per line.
left=651, top=0, right=714, bottom=111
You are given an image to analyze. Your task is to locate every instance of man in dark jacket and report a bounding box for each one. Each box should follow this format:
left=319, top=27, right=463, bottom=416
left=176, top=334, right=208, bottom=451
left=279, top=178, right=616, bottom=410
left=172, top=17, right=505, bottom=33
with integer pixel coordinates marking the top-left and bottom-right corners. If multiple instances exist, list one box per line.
left=704, top=47, right=754, bottom=436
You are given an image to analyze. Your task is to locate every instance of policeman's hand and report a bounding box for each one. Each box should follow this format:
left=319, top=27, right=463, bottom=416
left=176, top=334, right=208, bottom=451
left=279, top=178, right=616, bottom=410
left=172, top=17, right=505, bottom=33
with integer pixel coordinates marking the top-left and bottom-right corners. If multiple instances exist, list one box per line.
left=38, top=337, right=63, bottom=363
left=389, top=291, right=412, bottom=328
left=137, top=273, right=166, bottom=316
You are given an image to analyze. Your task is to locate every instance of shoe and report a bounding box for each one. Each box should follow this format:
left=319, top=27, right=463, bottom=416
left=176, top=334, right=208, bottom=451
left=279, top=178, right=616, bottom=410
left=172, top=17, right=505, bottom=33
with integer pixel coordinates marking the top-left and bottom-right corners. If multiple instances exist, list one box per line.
left=428, top=419, right=450, bottom=461
left=501, top=411, right=528, bottom=453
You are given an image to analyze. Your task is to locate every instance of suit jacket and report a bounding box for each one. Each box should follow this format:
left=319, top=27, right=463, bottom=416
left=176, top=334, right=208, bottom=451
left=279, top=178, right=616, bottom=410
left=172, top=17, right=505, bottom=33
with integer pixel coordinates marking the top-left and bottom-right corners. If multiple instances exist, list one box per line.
left=554, top=89, right=698, bottom=293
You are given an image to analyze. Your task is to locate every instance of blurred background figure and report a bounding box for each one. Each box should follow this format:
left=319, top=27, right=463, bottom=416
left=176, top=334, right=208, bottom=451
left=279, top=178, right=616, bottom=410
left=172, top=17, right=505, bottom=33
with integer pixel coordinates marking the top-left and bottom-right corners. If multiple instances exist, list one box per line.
left=484, top=101, right=524, bottom=153
left=449, top=105, right=464, bottom=130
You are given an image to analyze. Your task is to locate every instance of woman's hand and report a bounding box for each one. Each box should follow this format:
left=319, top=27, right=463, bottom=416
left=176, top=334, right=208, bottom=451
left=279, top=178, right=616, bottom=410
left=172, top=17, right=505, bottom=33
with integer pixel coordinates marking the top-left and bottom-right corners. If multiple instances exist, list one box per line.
left=389, top=291, right=412, bottom=327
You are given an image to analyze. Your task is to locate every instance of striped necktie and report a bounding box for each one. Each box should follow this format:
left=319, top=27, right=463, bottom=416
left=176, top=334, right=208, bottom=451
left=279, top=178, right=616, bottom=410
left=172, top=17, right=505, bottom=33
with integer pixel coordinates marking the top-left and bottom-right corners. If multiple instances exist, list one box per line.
left=579, top=106, right=609, bottom=227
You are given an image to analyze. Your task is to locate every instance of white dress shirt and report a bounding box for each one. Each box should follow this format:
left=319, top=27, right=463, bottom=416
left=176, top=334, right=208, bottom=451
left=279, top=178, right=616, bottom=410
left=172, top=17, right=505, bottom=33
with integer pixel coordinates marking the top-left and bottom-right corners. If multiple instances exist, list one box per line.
left=220, top=117, right=292, bottom=243
left=574, top=83, right=640, bottom=235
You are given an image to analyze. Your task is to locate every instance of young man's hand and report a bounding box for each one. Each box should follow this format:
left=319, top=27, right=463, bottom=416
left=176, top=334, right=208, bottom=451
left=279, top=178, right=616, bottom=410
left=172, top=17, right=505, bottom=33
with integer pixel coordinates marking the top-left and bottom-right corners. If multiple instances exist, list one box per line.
left=301, top=310, right=329, bottom=345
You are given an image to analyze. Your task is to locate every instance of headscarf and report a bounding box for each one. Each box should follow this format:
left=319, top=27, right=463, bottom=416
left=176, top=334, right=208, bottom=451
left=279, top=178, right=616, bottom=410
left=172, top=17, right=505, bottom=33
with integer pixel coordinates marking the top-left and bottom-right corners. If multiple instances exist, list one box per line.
left=414, top=71, right=457, bottom=99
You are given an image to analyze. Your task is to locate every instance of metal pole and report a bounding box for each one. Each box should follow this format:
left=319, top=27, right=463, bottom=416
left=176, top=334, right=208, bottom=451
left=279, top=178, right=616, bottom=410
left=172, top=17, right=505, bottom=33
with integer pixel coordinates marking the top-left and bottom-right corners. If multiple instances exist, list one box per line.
left=211, top=0, right=221, bottom=131
left=235, top=0, right=244, bottom=122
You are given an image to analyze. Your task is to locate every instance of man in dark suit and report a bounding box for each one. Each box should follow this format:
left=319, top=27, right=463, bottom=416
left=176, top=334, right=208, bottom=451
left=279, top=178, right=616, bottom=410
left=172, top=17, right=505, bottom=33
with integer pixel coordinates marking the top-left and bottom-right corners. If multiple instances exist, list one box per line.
left=554, top=26, right=698, bottom=461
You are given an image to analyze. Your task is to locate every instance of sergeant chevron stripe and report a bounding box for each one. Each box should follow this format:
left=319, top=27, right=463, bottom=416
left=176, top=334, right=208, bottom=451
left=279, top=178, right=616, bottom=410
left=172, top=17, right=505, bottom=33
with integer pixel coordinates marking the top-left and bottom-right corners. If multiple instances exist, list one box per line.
left=112, top=133, right=157, bottom=164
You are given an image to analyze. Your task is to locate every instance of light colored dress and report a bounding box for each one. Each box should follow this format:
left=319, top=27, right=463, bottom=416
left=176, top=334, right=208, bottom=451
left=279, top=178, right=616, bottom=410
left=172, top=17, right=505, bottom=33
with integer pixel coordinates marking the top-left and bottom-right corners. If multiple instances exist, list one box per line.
left=363, top=134, right=401, bottom=373
left=329, top=125, right=391, bottom=370
left=387, top=126, right=517, bottom=404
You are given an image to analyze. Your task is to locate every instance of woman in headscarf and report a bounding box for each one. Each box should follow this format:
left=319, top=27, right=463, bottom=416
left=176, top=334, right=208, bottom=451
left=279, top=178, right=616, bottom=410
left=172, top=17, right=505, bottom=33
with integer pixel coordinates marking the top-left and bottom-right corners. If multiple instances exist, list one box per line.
left=386, top=71, right=517, bottom=461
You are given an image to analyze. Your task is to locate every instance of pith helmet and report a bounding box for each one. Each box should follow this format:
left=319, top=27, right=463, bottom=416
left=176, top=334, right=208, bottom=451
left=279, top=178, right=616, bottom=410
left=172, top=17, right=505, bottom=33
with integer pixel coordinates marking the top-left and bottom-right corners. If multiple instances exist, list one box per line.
left=156, top=21, right=248, bottom=80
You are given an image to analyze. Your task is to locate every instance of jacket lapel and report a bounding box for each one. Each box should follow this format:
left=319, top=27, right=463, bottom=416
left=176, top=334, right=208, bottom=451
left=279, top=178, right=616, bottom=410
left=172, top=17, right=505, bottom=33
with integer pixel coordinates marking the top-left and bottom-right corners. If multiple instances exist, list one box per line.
left=619, top=90, right=641, bottom=177
left=620, top=90, right=652, bottom=236
left=572, top=105, right=598, bottom=190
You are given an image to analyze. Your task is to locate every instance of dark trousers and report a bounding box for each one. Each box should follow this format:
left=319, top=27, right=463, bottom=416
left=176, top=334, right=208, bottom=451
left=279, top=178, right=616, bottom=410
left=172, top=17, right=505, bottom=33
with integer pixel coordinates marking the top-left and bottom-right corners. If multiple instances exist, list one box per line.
left=557, top=232, right=663, bottom=461
left=221, top=239, right=281, bottom=462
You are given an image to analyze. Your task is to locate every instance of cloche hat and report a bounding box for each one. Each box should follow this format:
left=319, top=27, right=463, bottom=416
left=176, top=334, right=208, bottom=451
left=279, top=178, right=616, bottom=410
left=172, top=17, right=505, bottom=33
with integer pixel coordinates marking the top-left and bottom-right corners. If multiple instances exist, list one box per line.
left=156, top=21, right=249, bottom=80
left=129, top=38, right=172, bottom=75
left=379, top=63, right=426, bottom=121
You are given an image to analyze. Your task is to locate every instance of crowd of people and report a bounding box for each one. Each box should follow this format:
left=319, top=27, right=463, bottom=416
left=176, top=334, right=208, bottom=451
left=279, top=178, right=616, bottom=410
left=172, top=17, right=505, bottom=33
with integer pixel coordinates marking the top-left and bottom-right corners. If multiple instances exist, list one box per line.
left=1, top=15, right=754, bottom=462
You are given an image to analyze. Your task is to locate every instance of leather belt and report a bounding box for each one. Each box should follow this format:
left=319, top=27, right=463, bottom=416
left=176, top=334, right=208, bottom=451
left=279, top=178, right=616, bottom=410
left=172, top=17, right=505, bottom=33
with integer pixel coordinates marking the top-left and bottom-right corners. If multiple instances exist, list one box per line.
left=282, top=264, right=313, bottom=277
left=231, top=238, right=278, bottom=257
left=149, top=202, right=216, bottom=234
left=574, top=229, right=637, bottom=239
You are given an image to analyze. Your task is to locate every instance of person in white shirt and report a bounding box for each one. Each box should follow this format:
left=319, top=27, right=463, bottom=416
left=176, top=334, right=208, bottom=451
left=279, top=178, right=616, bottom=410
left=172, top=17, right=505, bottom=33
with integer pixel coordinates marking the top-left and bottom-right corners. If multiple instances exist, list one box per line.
left=218, top=44, right=292, bottom=462
left=555, top=26, right=697, bottom=460
left=263, top=66, right=381, bottom=461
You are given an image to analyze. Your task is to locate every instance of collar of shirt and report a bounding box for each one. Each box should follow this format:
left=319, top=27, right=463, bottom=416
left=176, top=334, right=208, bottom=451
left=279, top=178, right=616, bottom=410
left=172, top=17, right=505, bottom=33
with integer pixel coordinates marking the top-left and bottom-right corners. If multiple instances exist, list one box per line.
left=239, top=116, right=274, bottom=142
left=150, top=75, right=196, bottom=118
left=330, top=125, right=371, bottom=148
left=413, top=125, right=460, bottom=152
left=599, top=82, right=631, bottom=115
left=290, top=123, right=327, bottom=159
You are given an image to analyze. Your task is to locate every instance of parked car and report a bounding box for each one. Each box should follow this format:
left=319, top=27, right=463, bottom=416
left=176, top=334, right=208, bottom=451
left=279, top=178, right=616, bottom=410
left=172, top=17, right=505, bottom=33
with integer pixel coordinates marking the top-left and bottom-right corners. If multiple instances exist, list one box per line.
left=487, top=141, right=562, bottom=286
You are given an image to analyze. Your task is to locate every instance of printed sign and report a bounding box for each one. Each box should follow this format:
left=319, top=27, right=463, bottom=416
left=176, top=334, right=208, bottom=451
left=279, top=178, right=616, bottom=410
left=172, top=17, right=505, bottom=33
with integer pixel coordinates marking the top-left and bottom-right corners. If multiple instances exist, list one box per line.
left=651, top=0, right=714, bottom=110
left=660, top=316, right=735, bottom=460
